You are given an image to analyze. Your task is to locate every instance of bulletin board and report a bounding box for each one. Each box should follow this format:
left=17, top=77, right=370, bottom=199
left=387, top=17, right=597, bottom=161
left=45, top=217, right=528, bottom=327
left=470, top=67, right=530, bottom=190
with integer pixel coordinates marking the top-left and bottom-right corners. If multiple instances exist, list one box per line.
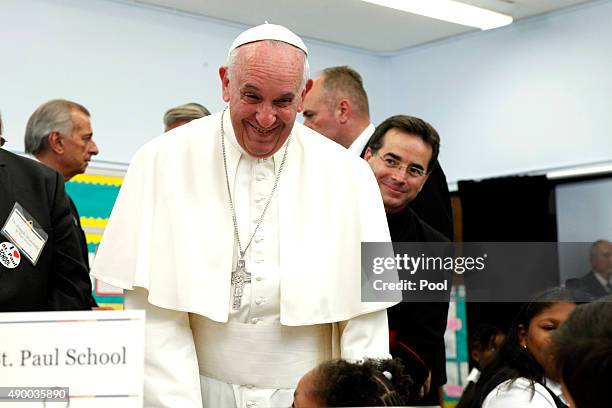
left=443, top=285, right=469, bottom=407
left=65, top=167, right=125, bottom=309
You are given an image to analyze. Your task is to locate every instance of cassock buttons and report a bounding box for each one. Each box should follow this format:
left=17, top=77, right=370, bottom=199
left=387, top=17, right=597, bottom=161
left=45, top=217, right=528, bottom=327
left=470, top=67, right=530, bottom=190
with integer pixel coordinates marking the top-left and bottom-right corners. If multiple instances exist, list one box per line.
left=256, top=174, right=266, bottom=181
left=250, top=317, right=262, bottom=324
left=254, top=236, right=264, bottom=243
left=255, top=297, right=266, bottom=306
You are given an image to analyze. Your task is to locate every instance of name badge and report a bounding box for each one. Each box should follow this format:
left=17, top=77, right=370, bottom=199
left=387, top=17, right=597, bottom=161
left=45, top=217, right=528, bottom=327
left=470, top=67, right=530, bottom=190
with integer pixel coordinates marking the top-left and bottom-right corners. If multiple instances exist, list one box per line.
left=1, top=202, right=48, bottom=266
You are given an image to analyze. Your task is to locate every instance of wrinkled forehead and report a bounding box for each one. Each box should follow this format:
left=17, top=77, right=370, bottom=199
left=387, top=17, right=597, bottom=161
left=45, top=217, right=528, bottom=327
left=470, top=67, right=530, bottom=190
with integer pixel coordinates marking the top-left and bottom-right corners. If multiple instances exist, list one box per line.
left=233, top=41, right=306, bottom=89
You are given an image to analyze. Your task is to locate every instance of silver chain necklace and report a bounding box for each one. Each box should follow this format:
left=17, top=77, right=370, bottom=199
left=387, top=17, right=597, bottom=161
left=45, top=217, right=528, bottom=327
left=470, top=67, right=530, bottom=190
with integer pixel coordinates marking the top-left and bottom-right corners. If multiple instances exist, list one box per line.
left=220, top=107, right=291, bottom=309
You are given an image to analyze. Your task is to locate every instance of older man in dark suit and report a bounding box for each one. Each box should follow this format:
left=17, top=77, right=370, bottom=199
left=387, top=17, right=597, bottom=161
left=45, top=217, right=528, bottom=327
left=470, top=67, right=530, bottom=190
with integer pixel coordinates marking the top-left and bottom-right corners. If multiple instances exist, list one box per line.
left=577, top=240, right=612, bottom=298
left=24, top=99, right=99, bottom=307
left=0, top=112, right=92, bottom=311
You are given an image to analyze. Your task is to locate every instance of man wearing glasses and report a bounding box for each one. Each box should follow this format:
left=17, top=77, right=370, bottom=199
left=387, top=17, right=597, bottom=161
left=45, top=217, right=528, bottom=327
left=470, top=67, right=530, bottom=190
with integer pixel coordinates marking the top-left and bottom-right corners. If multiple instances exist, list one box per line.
left=364, top=115, right=451, bottom=407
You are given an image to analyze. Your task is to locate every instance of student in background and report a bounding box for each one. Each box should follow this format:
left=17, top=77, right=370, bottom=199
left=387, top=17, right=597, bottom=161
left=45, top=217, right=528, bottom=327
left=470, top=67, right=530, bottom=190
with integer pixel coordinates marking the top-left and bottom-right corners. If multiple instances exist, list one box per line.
left=292, top=358, right=413, bottom=408
left=457, top=287, right=589, bottom=408
left=462, top=325, right=506, bottom=401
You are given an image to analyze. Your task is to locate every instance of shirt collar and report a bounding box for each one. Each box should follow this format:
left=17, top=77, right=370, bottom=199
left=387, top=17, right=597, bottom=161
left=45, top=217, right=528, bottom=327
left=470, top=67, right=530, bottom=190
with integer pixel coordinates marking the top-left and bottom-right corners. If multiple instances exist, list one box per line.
left=544, top=378, right=566, bottom=404
left=348, top=123, right=375, bottom=155
left=593, top=270, right=611, bottom=288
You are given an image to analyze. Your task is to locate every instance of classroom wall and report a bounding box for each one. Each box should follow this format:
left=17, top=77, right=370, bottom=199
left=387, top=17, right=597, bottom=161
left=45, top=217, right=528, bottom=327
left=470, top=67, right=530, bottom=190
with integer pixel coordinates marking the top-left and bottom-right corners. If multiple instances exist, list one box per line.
left=386, top=0, right=612, bottom=185
left=1, top=0, right=386, bottom=164
left=2, top=0, right=611, bottom=182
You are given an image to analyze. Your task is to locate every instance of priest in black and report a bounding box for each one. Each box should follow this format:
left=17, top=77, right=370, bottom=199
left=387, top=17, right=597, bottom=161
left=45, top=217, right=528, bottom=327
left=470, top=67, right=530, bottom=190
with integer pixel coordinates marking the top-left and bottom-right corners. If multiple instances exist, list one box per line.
left=364, top=115, right=451, bottom=406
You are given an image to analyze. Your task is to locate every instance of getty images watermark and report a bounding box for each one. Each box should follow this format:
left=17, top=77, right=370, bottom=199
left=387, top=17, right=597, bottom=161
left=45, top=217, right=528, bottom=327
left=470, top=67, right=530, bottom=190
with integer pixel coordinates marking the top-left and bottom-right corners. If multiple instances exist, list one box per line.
left=362, top=242, right=580, bottom=302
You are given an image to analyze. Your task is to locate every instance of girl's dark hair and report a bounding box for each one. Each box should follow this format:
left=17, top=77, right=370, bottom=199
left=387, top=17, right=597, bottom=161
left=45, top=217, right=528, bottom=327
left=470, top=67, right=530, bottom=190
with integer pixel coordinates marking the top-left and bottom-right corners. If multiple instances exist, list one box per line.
left=553, top=297, right=612, bottom=408
left=312, top=358, right=412, bottom=407
left=457, top=287, right=591, bottom=408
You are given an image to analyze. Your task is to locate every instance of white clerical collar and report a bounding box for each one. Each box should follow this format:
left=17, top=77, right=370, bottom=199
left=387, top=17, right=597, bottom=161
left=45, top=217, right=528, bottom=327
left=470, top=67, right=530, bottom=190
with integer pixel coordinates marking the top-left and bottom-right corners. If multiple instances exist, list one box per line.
left=348, top=123, right=375, bottom=155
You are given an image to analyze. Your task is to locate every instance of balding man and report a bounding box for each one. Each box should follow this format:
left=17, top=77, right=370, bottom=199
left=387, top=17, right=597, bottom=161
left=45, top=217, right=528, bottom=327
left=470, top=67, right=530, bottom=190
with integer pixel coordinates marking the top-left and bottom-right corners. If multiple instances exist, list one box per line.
left=303, top=66, right=374, bottom=154
left=92, top=24, right=395, bottom=407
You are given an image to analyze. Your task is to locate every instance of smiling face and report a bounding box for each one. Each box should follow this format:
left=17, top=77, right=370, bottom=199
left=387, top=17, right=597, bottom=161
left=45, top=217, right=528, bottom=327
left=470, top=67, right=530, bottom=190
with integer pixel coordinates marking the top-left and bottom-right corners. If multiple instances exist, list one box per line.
left=364, top=128, right=432, bottom=214
left=219, top=41, right=311, bottom=158
left=519, top=301, right=576, bottom=380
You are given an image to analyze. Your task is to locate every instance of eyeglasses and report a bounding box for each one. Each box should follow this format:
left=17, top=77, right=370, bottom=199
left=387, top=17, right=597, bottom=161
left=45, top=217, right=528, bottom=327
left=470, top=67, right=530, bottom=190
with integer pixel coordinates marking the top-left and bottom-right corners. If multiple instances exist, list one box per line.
left=374, top=151, right=428, bottom=177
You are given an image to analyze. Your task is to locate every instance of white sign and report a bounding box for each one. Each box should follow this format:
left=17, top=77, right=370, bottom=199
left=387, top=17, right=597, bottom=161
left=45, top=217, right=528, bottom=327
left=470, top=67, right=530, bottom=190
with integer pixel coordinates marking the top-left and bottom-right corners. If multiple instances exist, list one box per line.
left=0, top=310, right=144, bottom=407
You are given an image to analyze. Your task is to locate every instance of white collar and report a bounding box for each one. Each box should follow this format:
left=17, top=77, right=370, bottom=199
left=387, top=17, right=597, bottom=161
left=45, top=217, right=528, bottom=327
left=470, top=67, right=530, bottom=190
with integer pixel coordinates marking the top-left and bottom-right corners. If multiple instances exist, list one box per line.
left=544, top=378, right=566, bottom=404
left=348, top=123, right=375, bottom=155
left=593, top=270, right=611, bottom=288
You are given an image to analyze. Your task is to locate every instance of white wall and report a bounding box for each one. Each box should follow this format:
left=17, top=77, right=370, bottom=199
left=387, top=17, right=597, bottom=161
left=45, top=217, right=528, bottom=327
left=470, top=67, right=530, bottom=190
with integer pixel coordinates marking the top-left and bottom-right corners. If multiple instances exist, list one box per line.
left=2, top=0, right=611, bottom=178
left=387, top=0, right=612, bottom=185
left=1, top=0, right=385, bottom=164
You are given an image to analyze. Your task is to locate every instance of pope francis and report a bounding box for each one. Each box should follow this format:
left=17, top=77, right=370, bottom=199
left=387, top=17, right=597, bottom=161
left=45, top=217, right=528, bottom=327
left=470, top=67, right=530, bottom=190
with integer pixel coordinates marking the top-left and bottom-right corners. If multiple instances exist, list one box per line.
left=92, top=23, right=397, bottom=408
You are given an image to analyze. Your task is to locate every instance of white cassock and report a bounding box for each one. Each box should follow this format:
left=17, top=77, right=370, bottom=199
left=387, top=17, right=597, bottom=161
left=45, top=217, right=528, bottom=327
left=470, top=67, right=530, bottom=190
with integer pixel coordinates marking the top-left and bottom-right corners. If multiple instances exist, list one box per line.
left=91, top=110, right=399, bottom=408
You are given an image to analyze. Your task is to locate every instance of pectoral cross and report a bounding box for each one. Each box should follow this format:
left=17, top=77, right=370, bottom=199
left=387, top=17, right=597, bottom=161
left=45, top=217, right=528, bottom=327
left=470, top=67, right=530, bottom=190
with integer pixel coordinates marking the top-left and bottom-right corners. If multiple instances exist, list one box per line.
left=231, top=259, right=251, bottom=310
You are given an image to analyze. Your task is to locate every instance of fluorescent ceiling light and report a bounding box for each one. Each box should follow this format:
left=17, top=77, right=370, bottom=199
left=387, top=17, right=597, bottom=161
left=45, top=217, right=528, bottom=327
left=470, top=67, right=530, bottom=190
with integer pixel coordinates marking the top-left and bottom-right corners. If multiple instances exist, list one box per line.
left=360, top=0, right=513, bottom=30
left=547, top=163, right=612, bottom=180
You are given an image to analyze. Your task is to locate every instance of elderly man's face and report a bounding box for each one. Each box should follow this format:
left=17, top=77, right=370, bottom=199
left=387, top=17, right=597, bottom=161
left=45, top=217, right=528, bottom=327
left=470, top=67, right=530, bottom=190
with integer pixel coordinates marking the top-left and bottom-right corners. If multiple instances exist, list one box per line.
left=302, top=77, right=339, bottom=142
left=61, top=109, right=98, bottom=180
left=591, top=241, right=612, bottom=277
left=219, top=41, right=312, bottom=158
left=364, top=128, right=432, bottom=214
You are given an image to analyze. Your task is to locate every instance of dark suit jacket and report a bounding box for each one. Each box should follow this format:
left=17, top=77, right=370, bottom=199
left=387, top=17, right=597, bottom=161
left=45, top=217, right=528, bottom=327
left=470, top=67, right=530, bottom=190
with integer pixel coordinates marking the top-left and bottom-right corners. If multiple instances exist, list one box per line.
left=386, top=208, right=451, bottom=405
left=578, top=271, right=609, bottom=298
left=0, top=149, right=92, bottom=311
left=410, top=163, right=454, bottom=241
left=67, top=195, right=97, bottom=307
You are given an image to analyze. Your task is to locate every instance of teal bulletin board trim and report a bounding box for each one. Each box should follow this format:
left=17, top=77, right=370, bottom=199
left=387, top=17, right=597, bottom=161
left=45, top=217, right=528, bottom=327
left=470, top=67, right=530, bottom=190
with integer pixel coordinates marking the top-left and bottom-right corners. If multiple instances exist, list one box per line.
left=66, top=173, right=124, bottom=307
left=65, top=182, right=120, bottom=219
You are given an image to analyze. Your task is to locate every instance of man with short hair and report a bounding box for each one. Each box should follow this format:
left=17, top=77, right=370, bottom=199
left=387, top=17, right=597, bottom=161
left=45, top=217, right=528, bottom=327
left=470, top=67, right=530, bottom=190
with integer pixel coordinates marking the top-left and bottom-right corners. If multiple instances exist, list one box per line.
left=163, top=102, right=211, bottom=132
left=364, top=115, right=451, bottom=406
left=24, top=99, right=99, bottom=307
left=1, top=111, right=92, bottom=311
left=92, top=24, right=395, bottom=407
left=302, top=66, right=373, bottom=154
left=577, top=239, right=612, bottom=297
left=303, top=65, right=454, bottom=240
